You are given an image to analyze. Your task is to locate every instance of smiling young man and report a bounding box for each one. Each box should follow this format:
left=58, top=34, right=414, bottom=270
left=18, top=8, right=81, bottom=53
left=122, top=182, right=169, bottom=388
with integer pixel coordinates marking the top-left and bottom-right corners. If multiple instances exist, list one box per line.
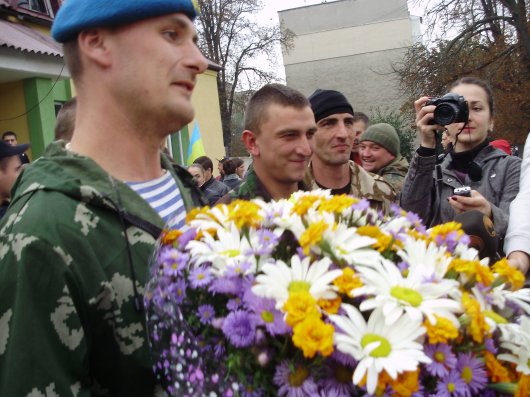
left=359, top=123, right=409, bottom=195
left=219, top=84, right=316, bottom=203
left=0, top=140, right=27, bottom=218
left=304, top=89, right=395, bottom=214
left=0, top=0, right=207, bottom=396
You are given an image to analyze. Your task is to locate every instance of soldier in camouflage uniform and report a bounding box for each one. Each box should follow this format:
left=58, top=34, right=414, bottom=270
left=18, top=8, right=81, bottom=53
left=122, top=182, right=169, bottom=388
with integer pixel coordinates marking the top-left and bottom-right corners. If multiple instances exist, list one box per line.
left=359, top=123, right=409, bottom=196
left=305, top=89, right=396, bottom=214
left=0, top=0, right=207, bottom=396
left=218, top=84, right=316, bottom=204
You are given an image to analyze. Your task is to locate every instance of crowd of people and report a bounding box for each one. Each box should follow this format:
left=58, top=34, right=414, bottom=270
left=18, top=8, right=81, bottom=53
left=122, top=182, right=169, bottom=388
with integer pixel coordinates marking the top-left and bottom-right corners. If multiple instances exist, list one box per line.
left=0, top=0, right=528, bottom=395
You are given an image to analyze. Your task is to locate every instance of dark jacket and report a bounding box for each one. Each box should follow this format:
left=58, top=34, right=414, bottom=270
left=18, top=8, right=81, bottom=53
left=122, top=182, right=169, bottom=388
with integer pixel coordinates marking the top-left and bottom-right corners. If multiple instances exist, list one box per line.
left=222, top=173, right=242, bottom=191
left=400, top=145, right=521, bottom=240
left=0, top=141, right=204, bottom=396
left=218, top=168, right=308, bottom=204
left=201, top=176, right=229, bottom=206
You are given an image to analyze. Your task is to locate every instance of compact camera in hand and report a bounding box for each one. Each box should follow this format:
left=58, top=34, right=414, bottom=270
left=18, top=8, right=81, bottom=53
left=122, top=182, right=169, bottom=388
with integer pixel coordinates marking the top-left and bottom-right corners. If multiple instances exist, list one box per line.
left=427, top=93, right=469, bottom=126
left=453, top=186, right=471, bottom=197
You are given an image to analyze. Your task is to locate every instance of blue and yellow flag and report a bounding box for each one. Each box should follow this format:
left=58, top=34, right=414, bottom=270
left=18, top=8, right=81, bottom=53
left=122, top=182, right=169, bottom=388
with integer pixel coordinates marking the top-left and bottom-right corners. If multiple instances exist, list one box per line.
left=187, top=121, right=206, bottom=165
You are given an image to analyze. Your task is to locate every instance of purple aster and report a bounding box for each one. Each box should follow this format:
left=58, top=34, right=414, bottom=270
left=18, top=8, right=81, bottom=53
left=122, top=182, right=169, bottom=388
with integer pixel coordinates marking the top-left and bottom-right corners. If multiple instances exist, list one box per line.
left=240, top=385, right=264, bottom=397
left=330, top=349, right=357, bottom=367
left=209, top=275, right=243, bottom=295
left=178, top=227, right=198, bottom=247
left=425, top=343, right=457, bottom=377
left=248, top=229, right=280, bottom=256
left=225, top=261, right=253, bottom=277
left=319, top=362, right=355, bottom=397
left=351, top=199, right=370, bottom=212
left=227, top=297, right=243, bottom=311
left=198, top=304, right=215, bottom=325
left=189, top=266, right=212, bottom=288
left=484, top=337, right=497, bottom=354
left=222, top=310, right=256, bottom=347
left=168, top=278, right=187, bottom=304
left=405, top=211, right=427, bottom=234
left=456, top=352, right=487, bottom=395
left=158, top=246, right=188, bottom=277
left=435, top=370, right=467, bottom=397
left=243, top=290, right=289, bottom=335
left=273, top=361, right=318, bottom=397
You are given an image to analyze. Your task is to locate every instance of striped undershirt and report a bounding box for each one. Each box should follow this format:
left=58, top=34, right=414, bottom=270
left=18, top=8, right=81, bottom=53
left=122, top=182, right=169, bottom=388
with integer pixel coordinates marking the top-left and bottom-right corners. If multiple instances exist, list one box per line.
left=126, top=171, right=186, bottom=229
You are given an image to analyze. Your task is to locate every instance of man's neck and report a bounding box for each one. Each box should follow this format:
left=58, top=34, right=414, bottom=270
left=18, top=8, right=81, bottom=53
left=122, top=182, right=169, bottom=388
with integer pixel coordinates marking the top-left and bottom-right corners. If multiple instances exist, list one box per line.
left=310, top=157, right=350, bottom=189
left=253, top=164, right=299, bottom=200
left=69, top=97, right=170, bottom=182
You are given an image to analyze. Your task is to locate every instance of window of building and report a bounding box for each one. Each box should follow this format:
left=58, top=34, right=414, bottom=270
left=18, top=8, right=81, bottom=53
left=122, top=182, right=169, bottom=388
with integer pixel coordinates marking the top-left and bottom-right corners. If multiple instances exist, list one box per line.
left=17, top=0, right=61, bottom=17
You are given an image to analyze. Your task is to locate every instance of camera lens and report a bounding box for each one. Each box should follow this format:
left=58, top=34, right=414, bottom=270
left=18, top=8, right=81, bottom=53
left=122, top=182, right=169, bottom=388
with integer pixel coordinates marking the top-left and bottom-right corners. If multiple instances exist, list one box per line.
left=433, top=103, right=459, bottom=125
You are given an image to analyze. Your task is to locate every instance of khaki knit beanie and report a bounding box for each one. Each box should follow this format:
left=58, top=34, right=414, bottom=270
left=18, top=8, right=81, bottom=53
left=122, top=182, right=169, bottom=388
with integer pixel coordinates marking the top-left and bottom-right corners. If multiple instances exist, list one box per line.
left=359, top=123, right=400, bottom=157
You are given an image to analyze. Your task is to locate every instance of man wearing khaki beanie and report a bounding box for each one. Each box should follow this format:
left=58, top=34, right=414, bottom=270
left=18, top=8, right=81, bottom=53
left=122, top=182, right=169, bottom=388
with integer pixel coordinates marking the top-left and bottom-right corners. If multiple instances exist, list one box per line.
left=359, top=123, right=409, bottom=195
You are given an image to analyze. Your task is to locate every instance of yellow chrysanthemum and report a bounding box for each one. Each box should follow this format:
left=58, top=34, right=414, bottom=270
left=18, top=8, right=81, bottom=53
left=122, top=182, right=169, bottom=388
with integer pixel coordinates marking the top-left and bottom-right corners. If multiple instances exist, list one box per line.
left=493, top=258, right=525, bottom=290
left=450, top=258, right=494, bottom=286
left=407, top=229, right=429, bottom=242
left=317, top=296, right=341, bottom=314
left=462, top=292, right=489, bottom=343
left=516, top=374, right=530, bottom=397
left=196, top=228, right=218, bottom=240
left=292, top=314, right=334, bottom=358
left=299, top=220, right=329, bottom=255
left=317, top=194, right=357, bottom=214
left=390, top=370, right=420, bottom=397
left=160, top=229, right=182, bottom=245
left=423, top=315, right=459, bottom=344
left=226, top=200, right=262, bottom=229
left=283, top=291, right=321, bottom=327
left=357, top=225, right=393, bottom=252
left=291, top=195, right=320, bottom=216
left=484, top=351, right=512, bottom=383
left=429, top=221, right=464, bottom=242
left=185, top=206, right=211, bottom=223
left=333, top=267, right=363, bottom=297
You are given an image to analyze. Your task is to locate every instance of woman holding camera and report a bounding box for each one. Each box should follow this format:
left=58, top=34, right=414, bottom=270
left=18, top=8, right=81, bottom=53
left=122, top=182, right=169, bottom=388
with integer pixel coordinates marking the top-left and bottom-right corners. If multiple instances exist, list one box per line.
left=400, top=77, right=521, bottom=247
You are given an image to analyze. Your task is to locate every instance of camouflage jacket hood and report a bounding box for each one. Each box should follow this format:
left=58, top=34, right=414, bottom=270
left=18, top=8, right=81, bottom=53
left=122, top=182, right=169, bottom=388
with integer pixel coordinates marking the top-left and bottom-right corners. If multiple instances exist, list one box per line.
left=304, top=160, right=396, bottom=215
left=377, top=155, right=409, bottom=196
left=0, top=141, right=203, bottom=397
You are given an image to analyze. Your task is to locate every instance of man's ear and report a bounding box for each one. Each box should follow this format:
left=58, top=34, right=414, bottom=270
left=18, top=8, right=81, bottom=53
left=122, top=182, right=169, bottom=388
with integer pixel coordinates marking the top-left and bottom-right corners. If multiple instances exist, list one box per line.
left=77, top=29, right=112, bottom=68
left=242, top=130, right=259, bottom=156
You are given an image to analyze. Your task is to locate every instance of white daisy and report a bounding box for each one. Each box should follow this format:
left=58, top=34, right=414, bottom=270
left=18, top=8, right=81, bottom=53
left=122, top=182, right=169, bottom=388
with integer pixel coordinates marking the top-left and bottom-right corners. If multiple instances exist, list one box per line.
left=329, top=305, right=431, bottom=394
left=397, top=237, right=453, bottom=282
left=251, top=255, right=342, bottom=310
left=353, top=257, right=462, bottom=326
left=188, top=203, right=232, bottom=232
left=498, top=316, right=530, bottom=375
left=502, top=287, right=530, bottom=315
left=186, top=223, right=255, bottom=276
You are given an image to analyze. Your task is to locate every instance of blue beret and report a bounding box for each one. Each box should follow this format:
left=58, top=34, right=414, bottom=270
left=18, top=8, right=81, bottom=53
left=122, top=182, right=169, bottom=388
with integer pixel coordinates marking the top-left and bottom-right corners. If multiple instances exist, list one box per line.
left=52, top=0, right=199, bottom=43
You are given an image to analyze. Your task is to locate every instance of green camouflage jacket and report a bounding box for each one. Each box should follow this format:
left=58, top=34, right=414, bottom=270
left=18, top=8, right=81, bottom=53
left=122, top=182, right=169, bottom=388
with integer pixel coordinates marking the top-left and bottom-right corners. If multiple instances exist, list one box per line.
left=376, top=155, right=409, bottom=196
left=0, top=141, right=204, bottom=397
left=304, top=161, right=396, bottom=215
left=217, top=167, right=308, bottom=204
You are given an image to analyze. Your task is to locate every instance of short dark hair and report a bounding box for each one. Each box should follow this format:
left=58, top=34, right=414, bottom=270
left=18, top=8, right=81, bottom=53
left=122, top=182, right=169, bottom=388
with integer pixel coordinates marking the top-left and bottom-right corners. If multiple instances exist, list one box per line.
left=244, top=84, right=310, bottom=135
left=352, top=112, right=369, bottom=125
left=63, top=39, right=83, bottom=82
left=2, top=131, right=17, bottom=140
left=232, top=158, right=244, bottom=168
left=193, top=156, right=213, bottom=173
left=222, top=159, right=237, bottom=175
left=449, top=77, right=494, bottom=116
left=55, top=97, right=77, bottom=141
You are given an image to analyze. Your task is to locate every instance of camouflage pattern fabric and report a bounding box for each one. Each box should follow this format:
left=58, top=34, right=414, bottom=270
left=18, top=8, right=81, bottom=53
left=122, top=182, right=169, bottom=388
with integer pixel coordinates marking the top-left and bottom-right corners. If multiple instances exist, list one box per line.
left=304, top=160, right=396, bottom=215
left=376, top=155, right=409, bottom=197
left=217, top=167, right=308, bottom=204
left=0, top=141, right=202, bottom=397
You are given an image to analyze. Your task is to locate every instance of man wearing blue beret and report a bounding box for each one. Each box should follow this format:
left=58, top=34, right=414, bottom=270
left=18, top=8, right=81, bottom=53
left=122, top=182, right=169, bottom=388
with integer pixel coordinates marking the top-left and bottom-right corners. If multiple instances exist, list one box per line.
left=0, top=0, right=207, bottom=396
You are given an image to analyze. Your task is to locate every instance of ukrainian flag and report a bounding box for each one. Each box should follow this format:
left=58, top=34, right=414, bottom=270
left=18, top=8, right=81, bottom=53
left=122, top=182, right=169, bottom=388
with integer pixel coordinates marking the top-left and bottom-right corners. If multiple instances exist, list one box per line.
left=186, top=121, right=206, bottom=165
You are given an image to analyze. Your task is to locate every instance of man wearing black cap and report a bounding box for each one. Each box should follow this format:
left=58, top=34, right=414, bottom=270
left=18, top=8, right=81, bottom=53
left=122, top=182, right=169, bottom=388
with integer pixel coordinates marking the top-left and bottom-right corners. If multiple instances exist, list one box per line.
left=0, top=0, right=207, bottom=395
left=0, top=140, right=28, bottom=218
left=305, top=89, right=395, bottom=213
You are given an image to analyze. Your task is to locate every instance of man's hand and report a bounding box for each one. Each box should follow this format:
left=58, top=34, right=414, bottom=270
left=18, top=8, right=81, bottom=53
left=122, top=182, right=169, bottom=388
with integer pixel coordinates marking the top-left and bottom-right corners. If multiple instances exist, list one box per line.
left=448, top=189, right=492, bottom=218
left=508, top=251, right=530, bottom=275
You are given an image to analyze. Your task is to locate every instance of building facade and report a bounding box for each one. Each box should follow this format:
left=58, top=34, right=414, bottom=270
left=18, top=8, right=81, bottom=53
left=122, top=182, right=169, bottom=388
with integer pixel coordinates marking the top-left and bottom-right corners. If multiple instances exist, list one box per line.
left=279, top=0, right=421, bottom=114
left=0, top=0, right=225, bottom=165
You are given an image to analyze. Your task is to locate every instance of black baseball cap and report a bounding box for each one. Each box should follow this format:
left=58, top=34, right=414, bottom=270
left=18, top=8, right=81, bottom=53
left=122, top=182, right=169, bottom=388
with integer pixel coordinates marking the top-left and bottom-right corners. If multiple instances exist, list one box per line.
left=0, top=140, right=29, bottom=160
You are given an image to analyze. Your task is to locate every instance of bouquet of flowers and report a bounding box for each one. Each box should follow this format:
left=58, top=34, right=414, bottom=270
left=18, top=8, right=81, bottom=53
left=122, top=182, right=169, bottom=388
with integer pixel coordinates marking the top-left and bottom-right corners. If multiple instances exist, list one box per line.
left=145, top=190, right=530, bottom=397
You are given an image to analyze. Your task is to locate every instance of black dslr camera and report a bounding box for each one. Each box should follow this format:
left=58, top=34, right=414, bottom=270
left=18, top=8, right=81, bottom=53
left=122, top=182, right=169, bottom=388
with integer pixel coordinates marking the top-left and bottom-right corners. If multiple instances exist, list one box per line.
left=427, top=93, right=469, bottom=126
